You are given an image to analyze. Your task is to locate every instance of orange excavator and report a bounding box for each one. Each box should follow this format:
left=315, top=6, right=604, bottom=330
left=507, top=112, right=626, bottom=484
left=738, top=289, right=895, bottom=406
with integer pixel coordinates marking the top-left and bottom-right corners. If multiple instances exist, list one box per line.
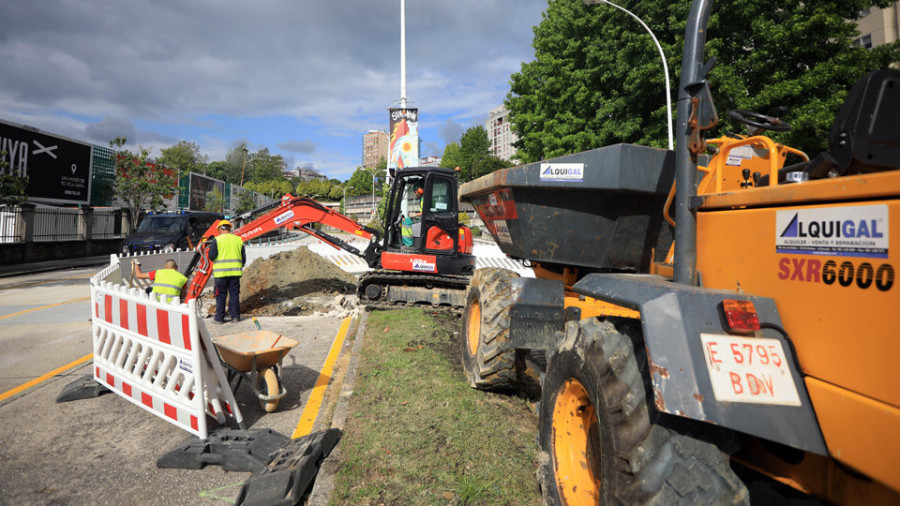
left=184, top=167, right=476, bottom=309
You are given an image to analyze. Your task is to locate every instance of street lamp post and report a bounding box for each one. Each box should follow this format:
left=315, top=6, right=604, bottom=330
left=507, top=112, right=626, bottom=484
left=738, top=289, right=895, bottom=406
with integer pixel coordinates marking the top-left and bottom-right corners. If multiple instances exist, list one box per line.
left=583, top=0, right=674, bottom=150
left=239, top=145, right=249, bottom=186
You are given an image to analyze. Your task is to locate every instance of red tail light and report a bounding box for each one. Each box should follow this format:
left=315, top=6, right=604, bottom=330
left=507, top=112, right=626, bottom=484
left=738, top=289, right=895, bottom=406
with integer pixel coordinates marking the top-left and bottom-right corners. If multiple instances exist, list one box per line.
left=721, top=299, right=760, bottom=333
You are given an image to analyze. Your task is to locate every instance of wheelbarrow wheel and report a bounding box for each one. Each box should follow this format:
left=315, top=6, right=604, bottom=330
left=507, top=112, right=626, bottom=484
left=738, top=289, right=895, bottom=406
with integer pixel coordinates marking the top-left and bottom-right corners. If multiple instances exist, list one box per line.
left=257, top=367, right=281, bottom=412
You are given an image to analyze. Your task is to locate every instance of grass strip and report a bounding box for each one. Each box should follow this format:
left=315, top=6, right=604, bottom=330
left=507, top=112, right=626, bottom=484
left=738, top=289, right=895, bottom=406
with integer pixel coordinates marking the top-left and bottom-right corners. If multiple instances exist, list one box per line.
left=329, top=308, right=540, bottom=505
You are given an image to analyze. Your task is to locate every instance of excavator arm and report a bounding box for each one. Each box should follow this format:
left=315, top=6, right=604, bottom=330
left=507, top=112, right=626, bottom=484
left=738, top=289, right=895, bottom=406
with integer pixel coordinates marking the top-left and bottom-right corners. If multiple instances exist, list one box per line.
left=184, top=194, right=382, bottom=301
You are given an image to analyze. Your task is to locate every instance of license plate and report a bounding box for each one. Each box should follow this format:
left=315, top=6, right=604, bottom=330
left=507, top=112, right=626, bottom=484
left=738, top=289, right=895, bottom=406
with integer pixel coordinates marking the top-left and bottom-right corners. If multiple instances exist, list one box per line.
left=699, top=334, right=801, bottom=406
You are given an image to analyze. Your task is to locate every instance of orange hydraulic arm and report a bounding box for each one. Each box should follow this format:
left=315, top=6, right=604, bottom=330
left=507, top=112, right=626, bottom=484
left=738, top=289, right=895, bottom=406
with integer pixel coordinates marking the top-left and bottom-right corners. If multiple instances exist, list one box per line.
left=184, top=194, right=382, bottom=300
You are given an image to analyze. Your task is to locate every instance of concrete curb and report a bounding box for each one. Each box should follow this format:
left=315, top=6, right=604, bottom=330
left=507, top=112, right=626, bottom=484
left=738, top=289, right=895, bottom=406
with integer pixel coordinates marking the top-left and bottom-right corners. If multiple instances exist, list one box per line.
left=0, top=255, right=111, bottom=278
left=306, top=310, right=369, bottom=505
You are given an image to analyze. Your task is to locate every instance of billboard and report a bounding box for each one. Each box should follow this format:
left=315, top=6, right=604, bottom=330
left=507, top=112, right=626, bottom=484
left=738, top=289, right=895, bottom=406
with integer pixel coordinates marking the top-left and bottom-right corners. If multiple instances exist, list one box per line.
left=0, top=119, right=93, bottom=205
left=189, top=173, right=225, bottom=212
left=388, top=108, right=419, bottom=170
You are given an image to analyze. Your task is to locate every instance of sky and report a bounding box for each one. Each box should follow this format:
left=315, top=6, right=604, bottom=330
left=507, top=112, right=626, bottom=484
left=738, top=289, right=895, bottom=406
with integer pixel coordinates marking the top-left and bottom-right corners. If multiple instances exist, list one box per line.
left=0, top=0, right=548, bottom=181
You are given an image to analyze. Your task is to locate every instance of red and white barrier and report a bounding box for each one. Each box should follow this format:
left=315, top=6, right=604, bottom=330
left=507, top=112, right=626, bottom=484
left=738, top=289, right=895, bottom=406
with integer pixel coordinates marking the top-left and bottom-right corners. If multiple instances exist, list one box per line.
left=90, top=261, right=242, bottom=439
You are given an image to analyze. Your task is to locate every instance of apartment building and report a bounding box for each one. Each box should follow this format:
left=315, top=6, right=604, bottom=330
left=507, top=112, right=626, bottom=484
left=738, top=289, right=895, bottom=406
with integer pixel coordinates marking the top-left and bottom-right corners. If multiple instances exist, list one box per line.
left=362, top=130, right=389, bottom=170
left=485, top=105, right=518, bottom=164
left=854, top=3, right=900, bottom=49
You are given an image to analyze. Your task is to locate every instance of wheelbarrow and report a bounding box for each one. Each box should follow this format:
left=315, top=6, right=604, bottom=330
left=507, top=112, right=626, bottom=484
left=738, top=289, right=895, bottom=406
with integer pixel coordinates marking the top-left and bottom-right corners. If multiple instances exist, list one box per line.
left=212, top=330, right=300, bottom=412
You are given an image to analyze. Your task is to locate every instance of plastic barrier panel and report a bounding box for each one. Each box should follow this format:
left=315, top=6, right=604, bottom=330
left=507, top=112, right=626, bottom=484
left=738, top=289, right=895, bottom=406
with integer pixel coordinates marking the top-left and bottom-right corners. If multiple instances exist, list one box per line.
left=90, top=262, right=242, bottom=439
left=305, top=243, right=372, bottom=274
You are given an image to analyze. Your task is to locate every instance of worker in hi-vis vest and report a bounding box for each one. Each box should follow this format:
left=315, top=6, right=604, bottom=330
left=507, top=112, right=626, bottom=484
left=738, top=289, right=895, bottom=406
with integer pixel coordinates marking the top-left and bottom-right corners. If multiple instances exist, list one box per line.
left=207, top=219, right=246, bottom=324
left=133, top=259, right=188, bottom=300
left=410, top=185, right=424, bottom=242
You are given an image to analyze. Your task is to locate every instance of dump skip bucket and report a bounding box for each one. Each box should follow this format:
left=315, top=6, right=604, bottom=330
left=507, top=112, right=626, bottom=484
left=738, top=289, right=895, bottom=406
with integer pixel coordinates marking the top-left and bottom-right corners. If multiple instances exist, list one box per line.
left=460, top=144, right=674, bottom=272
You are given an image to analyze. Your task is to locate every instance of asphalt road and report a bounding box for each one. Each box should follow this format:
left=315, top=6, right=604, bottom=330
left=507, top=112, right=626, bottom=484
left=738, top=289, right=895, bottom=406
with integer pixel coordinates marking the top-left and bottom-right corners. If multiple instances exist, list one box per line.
left=0, top=266, right=353, bottom=505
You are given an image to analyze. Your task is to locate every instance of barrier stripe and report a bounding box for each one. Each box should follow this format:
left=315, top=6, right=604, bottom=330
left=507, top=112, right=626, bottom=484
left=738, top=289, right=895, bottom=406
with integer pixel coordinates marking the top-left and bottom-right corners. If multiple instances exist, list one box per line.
left=119, top=298, right=129, bottom=329
left=136, top=304, right=148, bottom=337
left=96, top=363, right=200, bottom=433
left=158, top=310, right=171, bottom=345
left=292, top=316, right=352, bottom=439
left=0, top=353, right=93, bottom=403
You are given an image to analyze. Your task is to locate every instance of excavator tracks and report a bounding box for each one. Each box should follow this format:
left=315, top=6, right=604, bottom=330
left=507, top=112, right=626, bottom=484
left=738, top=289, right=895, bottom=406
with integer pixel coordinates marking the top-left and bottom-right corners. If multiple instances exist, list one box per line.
left=356, top=270, right=470, bottom=312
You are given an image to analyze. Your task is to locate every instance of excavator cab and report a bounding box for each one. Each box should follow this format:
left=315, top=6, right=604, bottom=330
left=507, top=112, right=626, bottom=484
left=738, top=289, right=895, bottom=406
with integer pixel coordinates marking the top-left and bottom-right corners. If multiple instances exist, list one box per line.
left=384, top=169, right=470, bottom=250
left=379, top=167, right=475, bottom=275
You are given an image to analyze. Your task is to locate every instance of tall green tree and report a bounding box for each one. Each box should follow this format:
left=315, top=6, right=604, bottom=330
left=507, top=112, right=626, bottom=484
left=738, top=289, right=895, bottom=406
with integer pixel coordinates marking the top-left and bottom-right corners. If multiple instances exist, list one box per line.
left=440, top=142, right=463, bottom=172
left=109, top=137, right=178, bottom=221
left=508, top=0, right=900, bottom=163
left=158, top=140, right=208, bottom=175
left=458, top=126, right=492, bottom=182
left=249, top=148, right=287, bottom=183
left=205, top=161, right=228, bottom=182
left=225, top=142, right=250, bottom=184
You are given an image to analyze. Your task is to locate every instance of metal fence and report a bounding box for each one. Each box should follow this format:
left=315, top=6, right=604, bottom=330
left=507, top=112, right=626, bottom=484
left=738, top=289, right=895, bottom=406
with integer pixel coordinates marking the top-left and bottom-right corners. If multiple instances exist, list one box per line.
left=0, top=206, right=127, bottom=243
left=34, top=207, right=83, bottom=241
left=0, top=208, right=22, bottom=243
left=92, top=209, right=123, bottom=239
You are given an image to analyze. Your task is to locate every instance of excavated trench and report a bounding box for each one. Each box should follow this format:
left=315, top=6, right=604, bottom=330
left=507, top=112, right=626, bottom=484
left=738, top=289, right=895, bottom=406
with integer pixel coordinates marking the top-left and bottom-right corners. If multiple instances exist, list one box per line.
left=204, top=246, right=359, bottom=317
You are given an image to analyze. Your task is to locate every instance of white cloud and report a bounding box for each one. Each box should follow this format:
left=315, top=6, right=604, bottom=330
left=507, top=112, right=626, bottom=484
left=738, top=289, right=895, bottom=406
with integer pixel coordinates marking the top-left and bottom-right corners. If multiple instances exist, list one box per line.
left=0, top=0, right=546, bottom=179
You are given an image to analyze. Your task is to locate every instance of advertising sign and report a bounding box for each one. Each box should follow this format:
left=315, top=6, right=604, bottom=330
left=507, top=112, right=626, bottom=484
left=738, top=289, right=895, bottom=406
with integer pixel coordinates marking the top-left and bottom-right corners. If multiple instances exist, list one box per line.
left=776, top=205, right=889, bottom=258
left=388, top=108, right=419, bottom=170
left=0, top=119, right=93, bottom=205
left=189, top=173, right=225, bottom=212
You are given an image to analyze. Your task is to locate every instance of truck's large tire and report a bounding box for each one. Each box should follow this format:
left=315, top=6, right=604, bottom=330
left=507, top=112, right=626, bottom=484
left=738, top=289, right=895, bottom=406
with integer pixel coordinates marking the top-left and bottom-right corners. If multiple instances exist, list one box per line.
left=460, top=268, right=520, bottom=391
left=538, top=318, right=749, bottom=505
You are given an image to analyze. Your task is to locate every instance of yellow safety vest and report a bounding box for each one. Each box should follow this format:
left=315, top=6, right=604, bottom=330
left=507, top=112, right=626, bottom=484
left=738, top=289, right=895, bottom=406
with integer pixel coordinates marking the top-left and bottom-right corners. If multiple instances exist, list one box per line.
left=213, top=233, right=244, bottom=278
left=152, top=268, right=188, bottom=296
left=401, top=216, right=413, bottom=246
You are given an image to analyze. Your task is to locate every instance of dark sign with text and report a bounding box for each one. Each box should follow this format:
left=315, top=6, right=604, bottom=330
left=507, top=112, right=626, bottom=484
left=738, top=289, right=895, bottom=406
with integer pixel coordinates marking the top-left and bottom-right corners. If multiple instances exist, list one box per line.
left=0, top=120, right=93, bottom=205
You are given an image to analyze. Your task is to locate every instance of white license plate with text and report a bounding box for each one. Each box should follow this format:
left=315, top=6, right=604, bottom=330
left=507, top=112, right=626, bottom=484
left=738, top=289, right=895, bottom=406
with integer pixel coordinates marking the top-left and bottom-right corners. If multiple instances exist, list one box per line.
left=699, top=334, right=801, bottom=406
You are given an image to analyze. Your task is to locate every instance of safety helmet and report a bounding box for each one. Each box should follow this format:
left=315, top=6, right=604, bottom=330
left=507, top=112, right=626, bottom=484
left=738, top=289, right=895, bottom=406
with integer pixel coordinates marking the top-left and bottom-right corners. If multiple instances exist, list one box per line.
left=218, top=219, right=232, bottom=229
left=415, top=187, right=424, bottom=196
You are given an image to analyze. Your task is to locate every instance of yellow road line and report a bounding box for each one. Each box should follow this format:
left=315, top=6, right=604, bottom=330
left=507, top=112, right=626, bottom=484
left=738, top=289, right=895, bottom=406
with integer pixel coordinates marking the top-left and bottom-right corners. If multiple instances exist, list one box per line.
left=0, top=274, right=93, bottom=291
left=0, top=295, right=90, bottom=320
left=292, top=316, right=352, bottom=439
left=0, top=353, right=93, bottom=403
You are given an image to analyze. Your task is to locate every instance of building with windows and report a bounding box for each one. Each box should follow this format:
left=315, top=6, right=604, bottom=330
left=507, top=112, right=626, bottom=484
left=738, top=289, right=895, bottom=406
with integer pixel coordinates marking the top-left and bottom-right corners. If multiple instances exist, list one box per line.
left=485, top=105, right=519, bottom=164
left=362, top=130, right=389, bottom=170
left=297, top=167, right=327, bottom=182
left=854, top=4, right=900, bottom=50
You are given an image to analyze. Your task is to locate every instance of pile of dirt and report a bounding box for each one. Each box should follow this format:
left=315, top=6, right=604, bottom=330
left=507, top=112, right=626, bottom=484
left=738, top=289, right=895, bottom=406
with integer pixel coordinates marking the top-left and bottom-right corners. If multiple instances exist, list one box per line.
left=237, top=246, right=359, bottom=317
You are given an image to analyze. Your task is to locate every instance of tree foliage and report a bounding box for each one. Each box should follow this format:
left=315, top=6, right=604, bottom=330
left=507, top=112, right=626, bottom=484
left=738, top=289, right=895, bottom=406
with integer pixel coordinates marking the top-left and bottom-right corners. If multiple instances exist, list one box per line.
left=295, top=178, right=333, bottom=199
left=458, top=126, right=492, bottom=182
left=345, top=167, right=384, bottom=197
left=440, top=142, right=463, bottom=172
left=249, top=148, right=286, bottom=183
left=0, top=151, right=28, bottom=206
left=508, top=0, right=900, bottom=163
left=109, top=137, right=178, bottom=221
left=244, top=179, right=293, bottom=200
left=158, top=140, right=208, bottom=175
left=441, top=128, right=509, bottom=183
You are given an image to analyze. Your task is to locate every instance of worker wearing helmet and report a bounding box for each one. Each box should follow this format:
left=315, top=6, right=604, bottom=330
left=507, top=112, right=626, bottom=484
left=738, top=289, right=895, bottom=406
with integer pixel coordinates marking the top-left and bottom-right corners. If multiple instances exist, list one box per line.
left=132, top=259, right=188, bottom=300
left=408, top=183, right=425, bottom=246
left=207, top=219, right=246, bottom=323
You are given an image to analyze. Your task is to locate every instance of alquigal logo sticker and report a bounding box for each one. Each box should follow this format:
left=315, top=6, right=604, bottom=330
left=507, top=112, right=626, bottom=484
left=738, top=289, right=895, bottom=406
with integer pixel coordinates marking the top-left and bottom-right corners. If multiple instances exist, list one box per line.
left=540, top=163, right=584, bottom=182
left=274, top=209, right=295, bottom=226
left=412, top=259, right=437, bottom=272
left=776, top=205, right=889, bottom=258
